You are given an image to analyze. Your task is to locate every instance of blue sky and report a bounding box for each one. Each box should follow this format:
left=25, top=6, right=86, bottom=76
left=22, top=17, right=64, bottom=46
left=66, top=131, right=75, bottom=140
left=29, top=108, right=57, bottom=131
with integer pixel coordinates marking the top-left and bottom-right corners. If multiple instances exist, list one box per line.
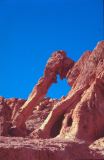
left=0, top=0, right=103, bottom=99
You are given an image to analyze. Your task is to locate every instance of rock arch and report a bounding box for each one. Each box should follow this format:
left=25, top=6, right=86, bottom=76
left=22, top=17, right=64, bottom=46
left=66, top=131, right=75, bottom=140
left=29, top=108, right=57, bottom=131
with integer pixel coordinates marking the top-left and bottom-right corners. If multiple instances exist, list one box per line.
left=12, top=51, right=74, bottom=128
left=12, top=41, right=104, bottom=142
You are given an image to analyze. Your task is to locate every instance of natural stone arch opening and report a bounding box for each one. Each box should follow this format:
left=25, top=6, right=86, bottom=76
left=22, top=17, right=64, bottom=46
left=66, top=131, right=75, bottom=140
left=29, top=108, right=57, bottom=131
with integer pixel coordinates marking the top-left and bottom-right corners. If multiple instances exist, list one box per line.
left=45, top=75, right=72, bottom=138
left=46, top=75, right=71, bottom=99
left=11, top=50, right=74, bottom=134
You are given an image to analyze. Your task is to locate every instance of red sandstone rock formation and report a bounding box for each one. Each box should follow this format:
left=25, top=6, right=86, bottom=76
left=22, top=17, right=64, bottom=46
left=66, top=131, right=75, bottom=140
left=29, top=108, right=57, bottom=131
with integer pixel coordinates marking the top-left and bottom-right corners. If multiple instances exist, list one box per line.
left=0, top=137, right=99, bottom=160
left=0, top=97, right=12, bottom=136
left=0, top=97, right=26, bottom=136
left=30, top=41, right=104, bottom=142
left=0, top=41, right=104, bottom=160
left=9, top=41, right=104, bottom=142
left=0, top=96, right=59, bottom=137
left=12, top=51, right=74, bottom=128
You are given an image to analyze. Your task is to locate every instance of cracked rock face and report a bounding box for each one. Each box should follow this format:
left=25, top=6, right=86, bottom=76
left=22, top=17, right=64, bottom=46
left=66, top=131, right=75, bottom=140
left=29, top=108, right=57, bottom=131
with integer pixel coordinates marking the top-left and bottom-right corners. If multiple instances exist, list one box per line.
left=0, top=41, right=104, bottom=160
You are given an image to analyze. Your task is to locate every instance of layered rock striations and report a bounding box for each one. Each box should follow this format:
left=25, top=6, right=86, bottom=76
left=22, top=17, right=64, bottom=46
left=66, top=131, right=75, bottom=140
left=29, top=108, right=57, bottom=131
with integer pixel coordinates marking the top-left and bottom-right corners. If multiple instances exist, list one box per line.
left=0, top=41, right=104, bottom=160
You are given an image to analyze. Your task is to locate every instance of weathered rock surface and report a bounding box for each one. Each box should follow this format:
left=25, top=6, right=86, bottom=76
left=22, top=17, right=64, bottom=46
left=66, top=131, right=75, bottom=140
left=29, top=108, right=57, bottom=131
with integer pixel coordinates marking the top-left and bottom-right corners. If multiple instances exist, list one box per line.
left=0, top=136, right=101, bottom=160
left=89, top=137, right=104, bottom=158
left=0, top=41, right=104, bottom=159
left=0, top=96, right=59, bottom=136
left=25, top=97, right=59, bottom=134
left=64, top=41, right=104, bottom=141
left=0, top=97, right=26, bottom=136
left=0, top=97, right=12, bottom=136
